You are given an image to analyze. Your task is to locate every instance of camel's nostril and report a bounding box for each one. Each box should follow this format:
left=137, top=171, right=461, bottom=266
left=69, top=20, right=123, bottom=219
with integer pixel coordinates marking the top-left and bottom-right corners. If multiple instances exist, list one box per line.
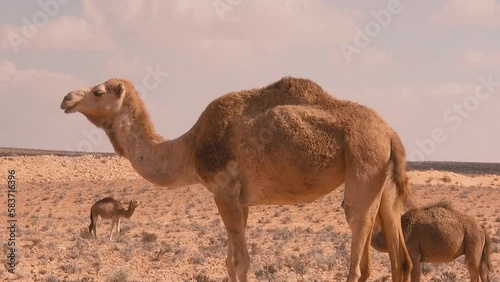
left=64, top=94, right=73, bottom=101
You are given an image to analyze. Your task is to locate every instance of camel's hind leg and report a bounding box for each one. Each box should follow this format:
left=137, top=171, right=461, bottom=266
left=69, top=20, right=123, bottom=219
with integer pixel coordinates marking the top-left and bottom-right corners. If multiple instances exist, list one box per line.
left=213, top=179, right=249, bottom=282
left=343, top=171, right=386, bottom=282
left=408, top=249, right=421, bottom=282
left=109, top=218, right=117, bottom=241
left=464, top=233, right=485, bottom=282
left=117, top=218, right=121, bottom=236
left=90, top=214, right=98, bottom=238
left=378, top=181, right=412, bottom=282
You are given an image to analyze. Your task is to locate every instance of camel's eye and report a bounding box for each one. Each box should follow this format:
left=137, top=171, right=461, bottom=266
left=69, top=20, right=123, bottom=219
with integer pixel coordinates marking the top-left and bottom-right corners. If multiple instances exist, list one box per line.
left=94, top=91, right=104, bottom=97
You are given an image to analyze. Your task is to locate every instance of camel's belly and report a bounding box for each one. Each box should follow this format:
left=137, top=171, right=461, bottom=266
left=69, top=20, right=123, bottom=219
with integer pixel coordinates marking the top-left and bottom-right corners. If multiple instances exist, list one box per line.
left=420, top=242, right=464, bottom=263
left=244, top=187, right=336, bottom=205
left=241, top=169, right=346, bottom=206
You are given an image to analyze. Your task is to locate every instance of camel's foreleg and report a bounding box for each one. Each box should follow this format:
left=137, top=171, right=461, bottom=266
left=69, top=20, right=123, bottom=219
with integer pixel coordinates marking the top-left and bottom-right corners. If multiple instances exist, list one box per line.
left=213, top=178, right=249, bottom=282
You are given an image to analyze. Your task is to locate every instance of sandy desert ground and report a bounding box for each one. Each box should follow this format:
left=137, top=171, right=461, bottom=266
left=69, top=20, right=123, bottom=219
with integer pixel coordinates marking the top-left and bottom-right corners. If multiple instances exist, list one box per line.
left=0, top=153, right=499, bottom=282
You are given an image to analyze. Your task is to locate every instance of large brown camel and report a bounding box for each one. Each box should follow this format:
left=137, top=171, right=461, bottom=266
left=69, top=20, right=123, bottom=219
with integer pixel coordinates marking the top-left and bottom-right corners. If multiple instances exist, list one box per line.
left=60, top=76, right=413, bottom=282
left=370, top=201, right=492, bottom=282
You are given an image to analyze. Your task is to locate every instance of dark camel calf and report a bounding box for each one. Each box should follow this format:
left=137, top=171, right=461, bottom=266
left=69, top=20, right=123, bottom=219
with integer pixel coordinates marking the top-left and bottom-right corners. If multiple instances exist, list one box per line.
left=371, top=202, right=492, bottom=282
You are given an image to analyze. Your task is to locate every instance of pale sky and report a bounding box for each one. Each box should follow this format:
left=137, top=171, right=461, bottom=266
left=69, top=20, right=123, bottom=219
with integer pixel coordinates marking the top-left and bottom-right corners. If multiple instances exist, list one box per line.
left=0, top=0, right=499, bottom=162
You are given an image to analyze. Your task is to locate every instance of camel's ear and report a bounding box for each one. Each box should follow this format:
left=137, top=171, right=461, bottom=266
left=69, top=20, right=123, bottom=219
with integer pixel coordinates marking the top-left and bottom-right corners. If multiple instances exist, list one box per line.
left=116, top=82, right=125, bottom=98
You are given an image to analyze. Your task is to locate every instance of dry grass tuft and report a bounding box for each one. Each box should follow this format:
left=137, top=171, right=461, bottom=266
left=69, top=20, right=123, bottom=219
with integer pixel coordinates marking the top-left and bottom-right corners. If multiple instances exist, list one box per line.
left=106, top=268, right=133, bottom=282
left=141, top=231, right=157, bottom=243
left=440, top=175, right=452, bottom=183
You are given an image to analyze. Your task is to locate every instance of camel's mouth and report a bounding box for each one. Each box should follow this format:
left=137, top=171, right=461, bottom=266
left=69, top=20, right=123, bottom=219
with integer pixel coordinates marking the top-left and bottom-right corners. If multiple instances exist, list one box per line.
left=63, top=105, right=78, bottom=113
left=60, top=92, right=83, bottom=113
left=61, top=102, right=79, bottom=114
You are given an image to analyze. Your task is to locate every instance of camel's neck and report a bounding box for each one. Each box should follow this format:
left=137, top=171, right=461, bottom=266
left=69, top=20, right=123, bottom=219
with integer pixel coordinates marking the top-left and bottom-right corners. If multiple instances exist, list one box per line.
left=123, top=205, right=137, bottom=218
left=110, top=97, right=198, bottom=187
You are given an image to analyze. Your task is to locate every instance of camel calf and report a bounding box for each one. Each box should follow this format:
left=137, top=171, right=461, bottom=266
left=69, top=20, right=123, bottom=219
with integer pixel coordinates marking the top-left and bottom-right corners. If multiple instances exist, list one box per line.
left=89, top=197, right=140, bottom=240
left=371, top=201, right=492, bottom=282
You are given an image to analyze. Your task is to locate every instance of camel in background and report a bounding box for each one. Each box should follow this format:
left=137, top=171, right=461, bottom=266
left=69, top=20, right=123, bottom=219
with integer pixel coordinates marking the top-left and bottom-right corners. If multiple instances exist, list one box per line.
left=89, top=197, right=140, bottom=241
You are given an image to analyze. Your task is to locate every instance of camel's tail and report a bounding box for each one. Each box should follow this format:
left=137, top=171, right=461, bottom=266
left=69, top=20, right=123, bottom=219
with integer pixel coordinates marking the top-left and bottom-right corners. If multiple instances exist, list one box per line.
left=480, top=227, right=492, bottom=281
left=89, top=209, right=94, bottom=234
left=389, top=132, right=414, bottom=279
left=390, top=132, right=415, bottom=210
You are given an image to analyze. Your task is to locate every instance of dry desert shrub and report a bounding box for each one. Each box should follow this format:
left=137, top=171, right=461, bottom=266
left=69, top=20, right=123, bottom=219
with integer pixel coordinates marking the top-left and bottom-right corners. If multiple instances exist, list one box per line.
left=193, top=273, right=216, bottom=282
left=249, top=242, right=259, bottom=255
left=28, top=238, right=42, bottom=249
left=249, top=226, right=264, bottom=237
left=80, top=227, right=93, bottom=239
left=306, top=248, right=336, bottom=271
left=421, top=264, right=433, bottom=274
left=123, top=222, right=137, bottom=234
left=149, top=242, right=174, bottom=262
left=286, top=255, right=307, bottom=274
left=440, top=175, right=452, bottom=183
left=190, top=253, right=205, bottom=264
left=92, top=258, right=102, bottom=275
left=41, top=220, right=53, bottom=231
left=459, top=191, right=469, bottom=198
left=199, top=237, right=226, bottom=257
left=60, top=262, right=79, bottom=274
left=373, top=276, right=391, bottom=282
left=281, top=215, right=292, bottom=224
left=44, top=276, right=60, bottom=282
left=141, top=231, right=157, bottom=243
left=430, top=271, right=457, bottom=282
left=254, top=264, right=278, bottom=280
left=272, top=227, right=293, bottom=240
left=119, top=245, right=134, bottom=261
left=189, top=222, right=208, bottom=237
left=106, top=268, right=135, bottom=282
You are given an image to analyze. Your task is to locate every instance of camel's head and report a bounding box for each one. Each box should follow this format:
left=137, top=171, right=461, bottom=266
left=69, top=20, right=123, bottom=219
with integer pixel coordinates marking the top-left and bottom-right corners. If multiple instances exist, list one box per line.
left=60, top=78, right=129, bottom=120
left=129, top=199, right=141, bottom=209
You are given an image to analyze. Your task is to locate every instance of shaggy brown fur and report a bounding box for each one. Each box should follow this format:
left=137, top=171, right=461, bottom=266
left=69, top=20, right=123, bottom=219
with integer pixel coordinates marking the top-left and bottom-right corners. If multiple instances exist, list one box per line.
left=371, top=201, right=492, bottom=282
left=61, top=76, right=414, bottom=282
left=89, top=197, right=140, bottom=241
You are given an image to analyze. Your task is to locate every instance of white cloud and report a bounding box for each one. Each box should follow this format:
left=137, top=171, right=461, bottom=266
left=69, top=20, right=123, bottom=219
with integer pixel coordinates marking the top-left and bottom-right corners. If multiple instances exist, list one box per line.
left=0, top=15, right=114, bottom=52
left=359, top=48, right=394, bottom=65
left=1, top=0, right=362, bottom=65
left=102, top=54, right=150, bottom=78
left=429, top=82, right=477, bottom=97
left=332, top=47, right=394, bottom=66
left=460, top=50, right=500, bottom=68
left=354, top=85, right=415, bottom=102
left=431, top=0, right=500, bottom=26
left=79, top=0, right=362, bottom=56
left=0, top=60, right=17, bottom=82
left=0, top=60, right=83, bottom=87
